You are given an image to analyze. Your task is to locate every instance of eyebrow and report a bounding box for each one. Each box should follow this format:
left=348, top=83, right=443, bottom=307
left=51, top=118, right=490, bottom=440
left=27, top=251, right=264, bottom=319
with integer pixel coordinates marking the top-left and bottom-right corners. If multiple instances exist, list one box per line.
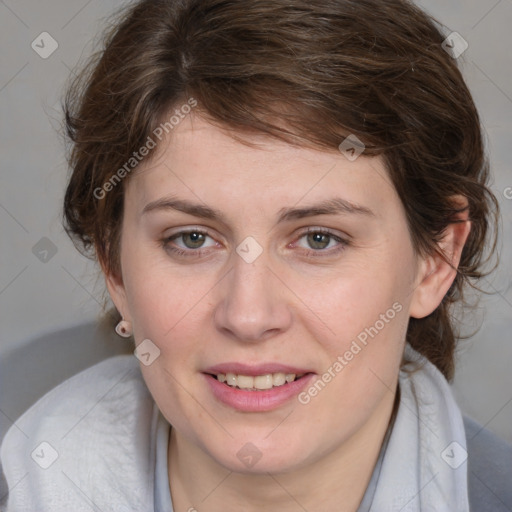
left=277, top=197, right=375, bottom=222
left=141, top=196, right=375, bottom=223
left=142, top=198, right=225, bottom=221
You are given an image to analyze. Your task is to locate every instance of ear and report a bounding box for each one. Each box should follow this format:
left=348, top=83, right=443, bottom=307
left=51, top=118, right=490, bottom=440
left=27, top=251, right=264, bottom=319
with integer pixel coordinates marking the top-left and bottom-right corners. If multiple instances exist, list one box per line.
left=101, top=261, right=133, bottom=324
left=409, top=196, right=471, bottom=319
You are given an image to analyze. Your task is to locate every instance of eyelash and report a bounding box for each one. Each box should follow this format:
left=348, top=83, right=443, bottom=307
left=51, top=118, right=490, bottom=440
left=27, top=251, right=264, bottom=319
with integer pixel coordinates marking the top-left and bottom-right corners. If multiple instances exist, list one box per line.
left=161, top=227, right=349, bottom=259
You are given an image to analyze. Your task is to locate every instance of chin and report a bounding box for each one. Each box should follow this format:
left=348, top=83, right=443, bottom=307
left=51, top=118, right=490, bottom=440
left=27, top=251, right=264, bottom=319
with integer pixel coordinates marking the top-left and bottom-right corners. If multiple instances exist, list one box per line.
left=202, top=436, right=313, bottom=476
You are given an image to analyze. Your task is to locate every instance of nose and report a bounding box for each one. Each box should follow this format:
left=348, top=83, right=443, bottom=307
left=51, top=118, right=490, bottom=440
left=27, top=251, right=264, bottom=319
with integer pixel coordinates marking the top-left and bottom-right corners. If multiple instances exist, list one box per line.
left=213, top=251, right=293, bottom=343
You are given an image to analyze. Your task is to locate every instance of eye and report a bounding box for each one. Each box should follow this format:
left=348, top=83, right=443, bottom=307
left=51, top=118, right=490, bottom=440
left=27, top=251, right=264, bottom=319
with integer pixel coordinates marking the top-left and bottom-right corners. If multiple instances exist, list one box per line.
left=301, top=232, right=335, bottom=250
left=293, top=228, right=348, bottom=255
left=162, top=229, right=218, bottom=255
left=176, top=231, right=211, bottom=249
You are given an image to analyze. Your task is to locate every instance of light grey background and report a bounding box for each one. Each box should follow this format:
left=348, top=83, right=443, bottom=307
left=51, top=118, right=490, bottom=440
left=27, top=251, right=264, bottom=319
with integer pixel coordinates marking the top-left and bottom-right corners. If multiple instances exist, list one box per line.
left=1, top=0, right=511, bottom=442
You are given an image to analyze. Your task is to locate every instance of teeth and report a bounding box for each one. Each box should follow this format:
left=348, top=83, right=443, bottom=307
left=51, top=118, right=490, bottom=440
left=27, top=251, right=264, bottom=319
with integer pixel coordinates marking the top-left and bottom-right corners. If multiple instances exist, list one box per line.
left=215, top=372, right=304, bottom=390
left=272, top=373, right=286, bottom=386
left=254, top=374, right=273, bottom=390
left=236, top=374, right=255, bottom=389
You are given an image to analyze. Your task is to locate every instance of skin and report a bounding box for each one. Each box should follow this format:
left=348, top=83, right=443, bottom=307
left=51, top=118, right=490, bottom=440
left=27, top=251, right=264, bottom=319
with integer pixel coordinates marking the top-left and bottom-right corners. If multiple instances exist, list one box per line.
left=105, top=114, right=470, bottom=512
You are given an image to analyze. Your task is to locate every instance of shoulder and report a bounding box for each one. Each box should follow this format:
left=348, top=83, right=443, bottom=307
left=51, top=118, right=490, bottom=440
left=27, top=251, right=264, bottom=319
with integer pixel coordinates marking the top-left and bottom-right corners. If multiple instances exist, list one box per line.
left=464, top=415, right=512, bottom=512
left=1, top=353, right=146, bottom=436
left=4, top=354, right=148, bottom=434
left=0, top=355, right=158, bottom=511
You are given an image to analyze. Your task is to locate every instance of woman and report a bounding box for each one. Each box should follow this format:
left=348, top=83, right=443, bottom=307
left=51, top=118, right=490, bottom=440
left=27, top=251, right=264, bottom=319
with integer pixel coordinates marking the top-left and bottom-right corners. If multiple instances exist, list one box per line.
left=1, top=0, right=510, bottom=510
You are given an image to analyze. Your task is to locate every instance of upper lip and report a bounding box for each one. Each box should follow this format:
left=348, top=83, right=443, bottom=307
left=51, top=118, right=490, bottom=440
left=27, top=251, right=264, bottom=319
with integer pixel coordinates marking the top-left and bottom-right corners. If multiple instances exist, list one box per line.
left=204, top=363, right=314, bottom=376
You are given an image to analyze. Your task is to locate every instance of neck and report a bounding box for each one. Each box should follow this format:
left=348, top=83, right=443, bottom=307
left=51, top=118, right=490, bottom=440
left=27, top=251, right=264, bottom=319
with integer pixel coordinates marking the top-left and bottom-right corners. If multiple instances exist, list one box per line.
left=168, top=385, right=399, bottom=512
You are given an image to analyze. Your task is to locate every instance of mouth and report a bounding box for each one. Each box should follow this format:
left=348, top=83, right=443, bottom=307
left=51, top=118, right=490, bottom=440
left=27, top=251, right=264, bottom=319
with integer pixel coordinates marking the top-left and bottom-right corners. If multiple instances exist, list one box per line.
left=203, top=367, right=315, bottom=411
left=202, top=362, right=315, bottom=411
left=206, top=371, right=310, bottom=391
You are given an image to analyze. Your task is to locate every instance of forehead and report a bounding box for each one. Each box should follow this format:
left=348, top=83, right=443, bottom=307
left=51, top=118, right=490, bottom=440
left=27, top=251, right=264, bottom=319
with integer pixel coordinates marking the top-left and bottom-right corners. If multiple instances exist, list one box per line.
left=128, top=115, right=397, bottom=217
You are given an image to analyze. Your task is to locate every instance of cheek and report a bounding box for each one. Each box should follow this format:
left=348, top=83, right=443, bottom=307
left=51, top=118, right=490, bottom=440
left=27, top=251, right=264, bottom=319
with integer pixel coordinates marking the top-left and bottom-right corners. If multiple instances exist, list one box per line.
left=297, top=275, right=408, bottom=427
left=302, top=251, right=413, bottom=404
left=292, top=258, right=410, bottom=348
left=122, top=245, right=214, bottom=340
left=291, top=252, right=412, bottom=412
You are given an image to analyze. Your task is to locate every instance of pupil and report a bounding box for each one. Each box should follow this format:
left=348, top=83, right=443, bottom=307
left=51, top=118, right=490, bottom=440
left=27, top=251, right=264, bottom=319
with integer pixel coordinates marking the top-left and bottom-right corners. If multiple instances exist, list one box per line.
left=308, top=232, right=329, bottom=250
left=184, top=232, right=205, bottom=248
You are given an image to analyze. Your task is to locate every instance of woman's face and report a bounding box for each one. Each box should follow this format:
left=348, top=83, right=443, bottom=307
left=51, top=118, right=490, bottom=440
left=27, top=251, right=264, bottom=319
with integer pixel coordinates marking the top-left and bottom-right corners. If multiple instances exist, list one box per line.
left=108, top=114, right=424, bottom=473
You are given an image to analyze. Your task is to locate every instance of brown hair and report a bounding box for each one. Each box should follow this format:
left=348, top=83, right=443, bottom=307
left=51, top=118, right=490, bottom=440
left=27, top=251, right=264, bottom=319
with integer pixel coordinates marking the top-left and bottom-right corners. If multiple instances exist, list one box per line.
left=63, top=0, right=499, bottom=380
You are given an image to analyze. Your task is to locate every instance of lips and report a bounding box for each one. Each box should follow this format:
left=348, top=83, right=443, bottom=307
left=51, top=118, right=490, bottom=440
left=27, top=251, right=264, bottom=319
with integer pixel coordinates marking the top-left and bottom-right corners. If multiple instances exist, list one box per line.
left=203, top=362, right=315, bottom=411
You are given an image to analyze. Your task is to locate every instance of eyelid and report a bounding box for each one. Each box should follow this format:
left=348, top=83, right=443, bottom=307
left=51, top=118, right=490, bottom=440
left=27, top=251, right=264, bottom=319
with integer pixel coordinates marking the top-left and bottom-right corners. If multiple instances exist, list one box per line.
left=293, top=226, right=350, bottom=243
left=164, top=226, right=217, bottom=240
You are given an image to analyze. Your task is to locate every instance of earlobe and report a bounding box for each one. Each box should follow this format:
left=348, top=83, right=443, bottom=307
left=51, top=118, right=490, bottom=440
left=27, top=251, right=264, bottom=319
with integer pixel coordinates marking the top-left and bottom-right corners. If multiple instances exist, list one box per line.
left=409, top=198, right=471, bottom=319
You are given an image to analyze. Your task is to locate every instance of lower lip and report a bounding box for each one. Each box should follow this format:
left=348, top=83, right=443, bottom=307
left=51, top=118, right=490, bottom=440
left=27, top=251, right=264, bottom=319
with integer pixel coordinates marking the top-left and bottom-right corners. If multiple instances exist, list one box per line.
left=204, top=373, right=315, bottom=412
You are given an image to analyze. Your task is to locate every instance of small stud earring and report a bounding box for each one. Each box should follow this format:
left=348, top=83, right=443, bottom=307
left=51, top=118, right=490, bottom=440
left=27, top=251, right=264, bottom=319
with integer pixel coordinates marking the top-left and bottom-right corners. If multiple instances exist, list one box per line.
left=115, top=319, right=132, bottom=338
